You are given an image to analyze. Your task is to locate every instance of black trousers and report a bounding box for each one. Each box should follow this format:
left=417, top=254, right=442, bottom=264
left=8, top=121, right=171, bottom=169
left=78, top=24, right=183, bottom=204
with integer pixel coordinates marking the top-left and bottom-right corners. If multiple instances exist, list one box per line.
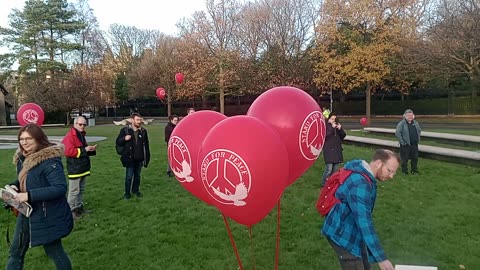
left=400, top=144, right=418, bottom=173
left=327, top=238, right=371, bottom=270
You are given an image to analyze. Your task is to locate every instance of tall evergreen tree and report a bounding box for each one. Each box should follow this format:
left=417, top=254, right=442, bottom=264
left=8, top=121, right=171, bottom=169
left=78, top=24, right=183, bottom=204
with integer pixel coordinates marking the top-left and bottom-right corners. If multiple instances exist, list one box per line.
left=0, top=0, right=85, bottom=74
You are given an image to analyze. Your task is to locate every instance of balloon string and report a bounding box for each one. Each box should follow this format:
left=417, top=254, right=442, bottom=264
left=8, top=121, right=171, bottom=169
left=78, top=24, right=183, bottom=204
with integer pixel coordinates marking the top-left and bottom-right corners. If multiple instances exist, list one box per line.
left=222, top=214, right=244, bottom=270
left=248, top=225, right=257, bottom=270
left=274, top=199, right=281, bottom=270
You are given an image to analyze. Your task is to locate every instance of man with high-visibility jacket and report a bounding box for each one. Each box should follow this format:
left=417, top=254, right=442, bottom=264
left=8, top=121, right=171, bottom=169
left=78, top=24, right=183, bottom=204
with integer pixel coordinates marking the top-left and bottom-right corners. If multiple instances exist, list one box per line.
left=62, top=116, right=97, bottom=220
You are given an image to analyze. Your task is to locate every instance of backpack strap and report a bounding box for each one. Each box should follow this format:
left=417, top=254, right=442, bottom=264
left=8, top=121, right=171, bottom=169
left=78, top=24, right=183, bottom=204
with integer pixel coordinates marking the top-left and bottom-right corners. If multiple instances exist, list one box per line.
left=353, top=171, right=372, bottom=185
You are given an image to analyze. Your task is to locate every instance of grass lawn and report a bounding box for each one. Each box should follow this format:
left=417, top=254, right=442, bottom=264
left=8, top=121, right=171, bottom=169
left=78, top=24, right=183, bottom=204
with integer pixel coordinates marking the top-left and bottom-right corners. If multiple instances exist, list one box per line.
left=1, top=124, right=479, bottom=269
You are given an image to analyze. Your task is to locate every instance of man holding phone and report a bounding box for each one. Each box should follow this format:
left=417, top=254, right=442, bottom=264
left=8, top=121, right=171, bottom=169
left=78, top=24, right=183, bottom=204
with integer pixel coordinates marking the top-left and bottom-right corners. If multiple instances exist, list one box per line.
left=62, top=115, right=97, bottom=220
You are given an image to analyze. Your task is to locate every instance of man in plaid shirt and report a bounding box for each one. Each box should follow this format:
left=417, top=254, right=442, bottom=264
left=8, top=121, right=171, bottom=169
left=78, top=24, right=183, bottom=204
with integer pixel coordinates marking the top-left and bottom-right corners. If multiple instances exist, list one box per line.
left=322, top=149, right=400, bottom=270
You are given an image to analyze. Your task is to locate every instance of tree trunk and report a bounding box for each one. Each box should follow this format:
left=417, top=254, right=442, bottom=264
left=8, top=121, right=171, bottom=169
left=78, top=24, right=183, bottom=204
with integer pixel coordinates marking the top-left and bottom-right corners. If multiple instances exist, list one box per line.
left=167, top=87, right=172, bottom=116
left=366, top=82, right=372, bottom=126
left=0, top=92, right=6, bottom=126
left=66, top=112, right=71, bottom=125
left=202, top=95, right=207, bottom=110
left=219, top=64, right=225, bottom=114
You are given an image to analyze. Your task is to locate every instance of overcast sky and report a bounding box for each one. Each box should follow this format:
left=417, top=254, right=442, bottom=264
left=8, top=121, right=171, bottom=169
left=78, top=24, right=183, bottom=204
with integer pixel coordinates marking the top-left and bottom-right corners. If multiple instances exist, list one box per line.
left=1, top=0, right=205, bottom=34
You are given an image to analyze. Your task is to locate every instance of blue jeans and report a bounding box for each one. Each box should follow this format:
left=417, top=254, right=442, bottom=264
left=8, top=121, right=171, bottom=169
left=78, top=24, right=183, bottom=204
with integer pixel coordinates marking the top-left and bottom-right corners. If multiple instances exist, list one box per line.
left=125, top=160, right=143, bottom=195
left=321, top=163, right=341, bottom=186
left=7, top=215, right=72, bottom=270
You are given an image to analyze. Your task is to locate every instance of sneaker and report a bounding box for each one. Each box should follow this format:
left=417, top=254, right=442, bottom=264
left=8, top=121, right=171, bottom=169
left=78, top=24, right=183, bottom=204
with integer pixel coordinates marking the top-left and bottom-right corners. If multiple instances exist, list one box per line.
left=124, top=194, right=131, bottom=200
left=78, top=206, right=94, bottom=214
left=72, top=210, right=82, bottom=220
left=411, top=171, right=420, bottom=175
left=134, top=192, right=143, bottom=198
left=167, top=171, right=173, bottom=178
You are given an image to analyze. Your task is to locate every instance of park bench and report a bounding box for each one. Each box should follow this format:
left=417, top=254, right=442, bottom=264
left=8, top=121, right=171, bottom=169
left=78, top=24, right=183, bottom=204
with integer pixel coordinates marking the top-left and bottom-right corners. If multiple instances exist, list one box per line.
left=344, top=135, right=480, bottom=167
left=363, top=127, right=480, bottom=148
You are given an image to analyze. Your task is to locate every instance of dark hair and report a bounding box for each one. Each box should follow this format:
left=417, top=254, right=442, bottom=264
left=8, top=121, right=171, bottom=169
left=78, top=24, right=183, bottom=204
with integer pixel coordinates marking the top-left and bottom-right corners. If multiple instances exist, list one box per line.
left=372, top=149, right=400, bottom=163
left=17, top=123, right=51, bottom=152
left=168, top=114, right=178, bottom=121
left=131, top=112, right=142, bottom=119
left=328, top=112, right=338, bottom=123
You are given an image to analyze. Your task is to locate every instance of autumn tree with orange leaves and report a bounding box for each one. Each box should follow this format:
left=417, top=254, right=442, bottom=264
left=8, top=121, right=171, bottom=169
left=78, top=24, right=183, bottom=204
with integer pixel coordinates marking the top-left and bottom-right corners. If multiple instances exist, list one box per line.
left=311, top=0, right=423, bottom=123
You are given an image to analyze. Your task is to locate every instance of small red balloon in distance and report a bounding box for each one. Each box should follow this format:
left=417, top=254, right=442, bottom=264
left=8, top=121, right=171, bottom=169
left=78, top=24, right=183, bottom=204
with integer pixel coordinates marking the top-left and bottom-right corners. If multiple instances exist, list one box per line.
left=17, top=103, right=45, bottom=126
left=168, top=111, right=227, bottom=206
left=175, top=73, right=184, bottom=84
left=198, top=116, right=289, bottom=226
left=360, top=117, right=368, bottom=126
left=156, top=87, right=166, bottom=99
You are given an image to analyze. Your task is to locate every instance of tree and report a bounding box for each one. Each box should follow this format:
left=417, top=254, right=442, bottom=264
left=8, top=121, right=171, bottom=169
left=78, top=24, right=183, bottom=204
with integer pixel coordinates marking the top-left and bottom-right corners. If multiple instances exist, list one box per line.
left=427, top=0, right=480, bottom=97
left=236, top=0, right=320, bottom=93
left=0, top=0, right=85, bottom=74
left=0, top=0, right=86, bottom=116
left=0, top=84, right=7, bottom=126
left=311, top=0, right=417, bottom=121
left=72, top=0, right=106, bottom=66
left=179, top=0, right=242, bottom=114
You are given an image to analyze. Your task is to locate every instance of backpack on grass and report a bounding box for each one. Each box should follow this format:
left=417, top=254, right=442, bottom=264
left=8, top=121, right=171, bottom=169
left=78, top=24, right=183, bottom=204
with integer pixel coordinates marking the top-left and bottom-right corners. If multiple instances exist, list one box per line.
left=316, top=168, right=371, bottom=216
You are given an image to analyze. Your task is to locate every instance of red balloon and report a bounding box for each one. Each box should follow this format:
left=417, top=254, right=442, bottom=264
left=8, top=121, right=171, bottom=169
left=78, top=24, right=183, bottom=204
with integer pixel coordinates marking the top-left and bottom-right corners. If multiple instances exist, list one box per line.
left=175, top=73, right=184, bottom=84
left=17, top=103, right=45, bottom=126
left=247, top=86, right=326, bottom=186
left=156, top=87, right=166, bottom=99
left=168, top=111, right=227, bottom=205
left=198, top=116, right=289, bottom=226
left=360, top=117, right=368, bottom=126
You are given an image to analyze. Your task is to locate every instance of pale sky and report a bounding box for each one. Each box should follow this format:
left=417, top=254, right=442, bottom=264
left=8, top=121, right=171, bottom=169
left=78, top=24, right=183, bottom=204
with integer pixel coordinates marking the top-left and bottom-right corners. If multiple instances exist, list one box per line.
left=1, top=0, right=205, bottom=35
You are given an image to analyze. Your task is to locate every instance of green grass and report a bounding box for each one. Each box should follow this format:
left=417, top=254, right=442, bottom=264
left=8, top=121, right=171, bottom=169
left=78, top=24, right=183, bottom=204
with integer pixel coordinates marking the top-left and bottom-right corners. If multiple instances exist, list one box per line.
left=1, top=125, right=479, bottom=269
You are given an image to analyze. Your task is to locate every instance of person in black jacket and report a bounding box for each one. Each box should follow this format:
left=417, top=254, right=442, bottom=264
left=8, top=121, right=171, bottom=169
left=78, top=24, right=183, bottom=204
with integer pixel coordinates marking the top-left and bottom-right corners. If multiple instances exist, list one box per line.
left=164, top=114, right=178, bottom=177
left=116, top=113, right=151, bottom=200
left=321, top=112, right=347, bottom=186
left=6, top=123, right=73, bottom=270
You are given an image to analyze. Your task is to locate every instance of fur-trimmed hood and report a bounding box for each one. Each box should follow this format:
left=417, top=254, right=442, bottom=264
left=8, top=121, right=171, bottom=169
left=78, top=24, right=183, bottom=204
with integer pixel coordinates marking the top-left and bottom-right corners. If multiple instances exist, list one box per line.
left=13, top=145, right=64, bottom=192
left=13, top=144, right=64, bottom=165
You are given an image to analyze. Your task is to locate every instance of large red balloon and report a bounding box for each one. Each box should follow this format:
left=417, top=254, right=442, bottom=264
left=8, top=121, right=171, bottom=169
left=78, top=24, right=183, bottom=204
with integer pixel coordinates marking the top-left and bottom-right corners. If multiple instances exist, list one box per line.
left=17, top=103, right=45, bottom=126
left=360, top=117, right=368, bottom=126
left=156, top=87, right=166, bottom=99
left=175, top=73, right=184, bottom=84
left=247, top=86, right=325, bottom=186
left=168, top=111, right=227, bottom=205
left=198, top=116, right=289, bottom=226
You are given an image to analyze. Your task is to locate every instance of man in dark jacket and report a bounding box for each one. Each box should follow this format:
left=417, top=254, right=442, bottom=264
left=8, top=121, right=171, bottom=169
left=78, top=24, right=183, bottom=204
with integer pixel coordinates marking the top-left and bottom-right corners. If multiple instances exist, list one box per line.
left=62, top=116, right=97, bottom=219
left=116, top=113, right=151, bottom=199
left=395, top=109, right=421, bottom=175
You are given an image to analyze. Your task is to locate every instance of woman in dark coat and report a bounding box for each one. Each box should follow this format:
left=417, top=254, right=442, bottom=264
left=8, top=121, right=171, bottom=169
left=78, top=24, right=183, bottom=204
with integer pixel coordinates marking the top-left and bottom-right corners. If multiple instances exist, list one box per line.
left=165, top=114, right=179, bottom=177
left=6, top=123, right=73, bottom=269
left=321, top=112, right=347, bottom=186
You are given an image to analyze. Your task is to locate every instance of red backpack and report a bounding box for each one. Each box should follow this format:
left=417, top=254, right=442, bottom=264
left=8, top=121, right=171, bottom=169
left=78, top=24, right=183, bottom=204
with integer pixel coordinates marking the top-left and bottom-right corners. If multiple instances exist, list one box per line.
left=316, top=168, right=371, bottom=216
